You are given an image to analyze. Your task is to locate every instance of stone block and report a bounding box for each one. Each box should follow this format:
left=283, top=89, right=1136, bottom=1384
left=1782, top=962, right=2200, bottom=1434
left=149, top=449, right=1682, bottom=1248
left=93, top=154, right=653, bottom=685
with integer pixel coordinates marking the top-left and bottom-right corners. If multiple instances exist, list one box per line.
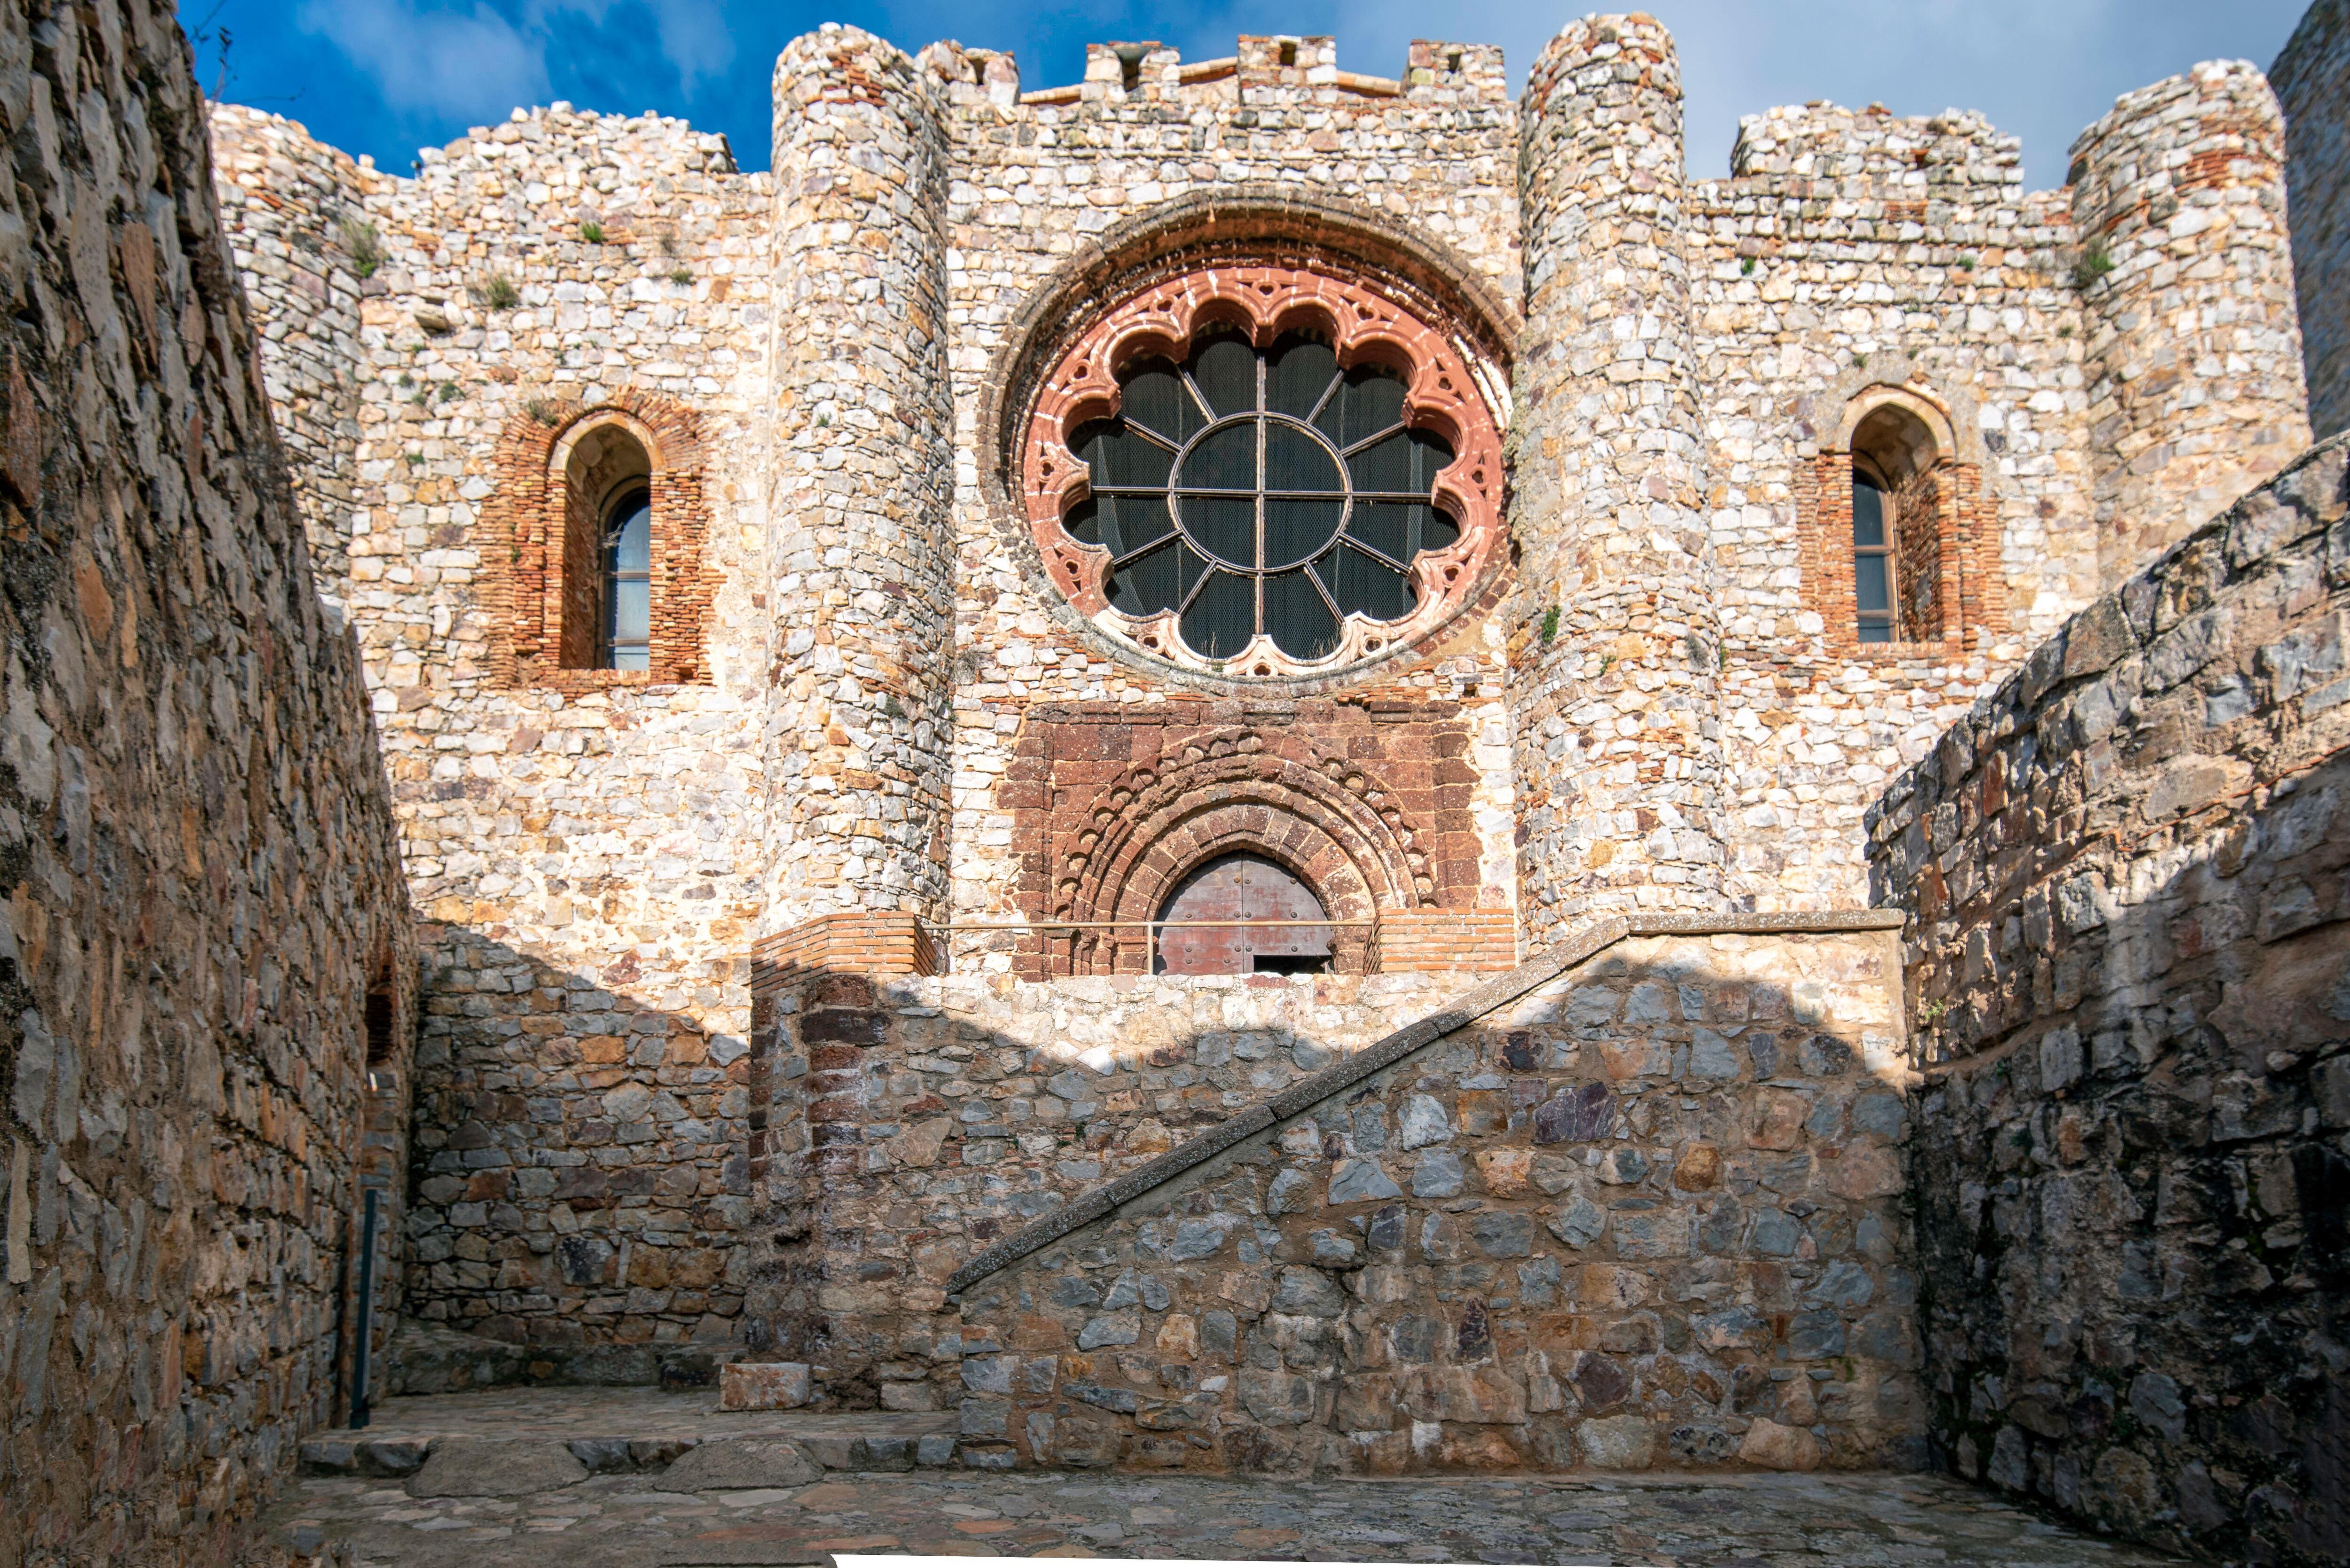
left=1578, top=1414, right=1658, bottom=1470
left=409, top=1438, right=588, bottom=1497
left=720, top=1361, right=812, bottom=1411
left=661, top=1438, right=822, bottom=1490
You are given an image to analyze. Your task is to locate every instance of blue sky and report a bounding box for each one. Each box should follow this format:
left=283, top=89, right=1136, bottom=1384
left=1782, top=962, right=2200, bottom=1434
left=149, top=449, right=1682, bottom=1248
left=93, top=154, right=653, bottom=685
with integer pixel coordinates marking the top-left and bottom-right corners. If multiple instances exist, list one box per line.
left=185, top=0, right=2313, bottom=189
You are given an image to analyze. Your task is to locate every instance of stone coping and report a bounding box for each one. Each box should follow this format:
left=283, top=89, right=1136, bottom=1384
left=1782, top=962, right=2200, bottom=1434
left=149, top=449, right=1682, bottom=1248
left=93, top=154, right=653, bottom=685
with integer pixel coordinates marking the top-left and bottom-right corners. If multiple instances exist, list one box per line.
left=943, top=909, right=1905, bottom=1296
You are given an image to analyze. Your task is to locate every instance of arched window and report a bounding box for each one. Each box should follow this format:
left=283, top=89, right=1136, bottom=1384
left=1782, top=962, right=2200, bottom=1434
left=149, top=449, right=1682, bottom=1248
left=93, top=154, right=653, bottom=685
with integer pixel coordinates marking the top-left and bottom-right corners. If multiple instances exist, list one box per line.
left=1068, top=328, right=1460, bottom=663
left=601, top=490, right=651, bottom=671
left=1154, top=852, right=1331, bottom=975
left=1852, top=472, right=1895, bottom=643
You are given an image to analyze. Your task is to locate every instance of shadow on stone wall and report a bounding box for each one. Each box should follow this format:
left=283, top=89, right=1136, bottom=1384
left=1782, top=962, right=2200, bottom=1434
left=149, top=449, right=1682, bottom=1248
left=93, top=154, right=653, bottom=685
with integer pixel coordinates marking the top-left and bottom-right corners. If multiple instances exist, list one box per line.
left=387, top=925, right=754, bottom=1394
left=1906, top=755, right=2350, bottom=1563
left=934, top=930, right=1928, bottom=1475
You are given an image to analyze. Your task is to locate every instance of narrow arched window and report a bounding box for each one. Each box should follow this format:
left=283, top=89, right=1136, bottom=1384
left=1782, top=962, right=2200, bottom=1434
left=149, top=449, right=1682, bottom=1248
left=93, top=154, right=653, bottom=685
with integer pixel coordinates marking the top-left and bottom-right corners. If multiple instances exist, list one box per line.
left=1852, top=475, right=1895, bottom=644
left=601, top=490, right=651, bottom=671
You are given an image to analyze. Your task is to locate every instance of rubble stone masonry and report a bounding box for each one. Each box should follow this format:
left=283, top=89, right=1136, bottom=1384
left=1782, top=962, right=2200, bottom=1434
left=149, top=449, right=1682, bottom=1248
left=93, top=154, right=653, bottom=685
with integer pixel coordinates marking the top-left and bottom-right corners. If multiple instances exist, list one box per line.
left=0, top=1, right=413, bottom=1563
left=2278, top=0, right=2350, bottom=440
left=948, top=923, right=1918, bottom=1475
left=200, top=9, right=2333, bottom=1398
left=1869, top=434, right=2349, bottom=1563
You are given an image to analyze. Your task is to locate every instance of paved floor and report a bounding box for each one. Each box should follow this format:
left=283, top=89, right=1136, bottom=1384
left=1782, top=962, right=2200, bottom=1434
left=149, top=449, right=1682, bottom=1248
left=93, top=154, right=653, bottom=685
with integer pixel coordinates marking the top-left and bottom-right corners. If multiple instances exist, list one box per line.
left=264, top=1466, right=2180, bottom=1568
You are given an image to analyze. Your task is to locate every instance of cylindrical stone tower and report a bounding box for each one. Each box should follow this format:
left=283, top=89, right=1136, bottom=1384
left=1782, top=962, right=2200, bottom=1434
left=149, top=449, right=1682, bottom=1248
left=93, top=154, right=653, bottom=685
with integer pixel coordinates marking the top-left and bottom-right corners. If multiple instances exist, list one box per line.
left=1510, top=15, right=1726, bottom=947
left=760, top=23, right=957, bottom=935
left=744, top=24, right=956, bottom=1383
left=2071, top=60, right=2312, bottom=586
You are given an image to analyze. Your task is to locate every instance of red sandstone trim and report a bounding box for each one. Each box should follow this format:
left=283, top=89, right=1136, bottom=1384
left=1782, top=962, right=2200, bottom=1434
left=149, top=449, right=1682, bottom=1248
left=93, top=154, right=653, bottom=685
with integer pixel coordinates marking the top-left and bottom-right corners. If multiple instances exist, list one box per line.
left=483, top=392, right=717, bottom=689
left=1021, top=263, right=1505, bottom=677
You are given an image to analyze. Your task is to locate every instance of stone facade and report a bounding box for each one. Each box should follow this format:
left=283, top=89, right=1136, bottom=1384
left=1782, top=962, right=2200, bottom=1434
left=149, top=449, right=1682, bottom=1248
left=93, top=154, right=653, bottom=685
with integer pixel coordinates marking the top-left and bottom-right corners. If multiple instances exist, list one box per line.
left=2279, top=0, right=2350, bottom=440
left=0, top=2, right=413, bottom=1564
left=1868, top=434, right=2349, bottom=1562
left=946, top=920, right=1919, bottom=1474
left=747, top=965, right=1498, bottom=1410
left=198, top=0, right=2336, bottom=1475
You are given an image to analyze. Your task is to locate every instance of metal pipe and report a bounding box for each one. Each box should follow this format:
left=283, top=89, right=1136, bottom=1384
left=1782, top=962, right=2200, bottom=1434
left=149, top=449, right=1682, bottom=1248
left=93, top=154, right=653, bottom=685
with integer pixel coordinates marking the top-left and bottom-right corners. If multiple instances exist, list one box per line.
left=349, top=1186, right=381, bottom=1430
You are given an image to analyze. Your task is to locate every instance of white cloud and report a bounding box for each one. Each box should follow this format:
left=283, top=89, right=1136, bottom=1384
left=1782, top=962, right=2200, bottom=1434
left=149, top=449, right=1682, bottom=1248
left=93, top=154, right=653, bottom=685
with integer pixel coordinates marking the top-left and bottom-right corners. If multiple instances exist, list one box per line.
left=1334, top=0, right=2306, bottom=188
left=296, top=0, right=552, bottom=122
left=297, top=0, right=736, bottom=130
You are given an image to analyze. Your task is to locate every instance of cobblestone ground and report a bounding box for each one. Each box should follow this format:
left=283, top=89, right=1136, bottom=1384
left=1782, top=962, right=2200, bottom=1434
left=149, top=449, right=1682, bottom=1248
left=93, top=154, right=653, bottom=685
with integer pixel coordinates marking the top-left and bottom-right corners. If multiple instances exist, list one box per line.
left=263, top=1467, right=2181, bottom=1568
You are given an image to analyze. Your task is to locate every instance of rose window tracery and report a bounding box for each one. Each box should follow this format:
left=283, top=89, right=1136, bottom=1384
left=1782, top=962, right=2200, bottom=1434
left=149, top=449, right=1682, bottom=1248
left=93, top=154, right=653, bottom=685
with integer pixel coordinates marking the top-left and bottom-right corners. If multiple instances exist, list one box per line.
left=1023, top=265, right=1505, bottom=678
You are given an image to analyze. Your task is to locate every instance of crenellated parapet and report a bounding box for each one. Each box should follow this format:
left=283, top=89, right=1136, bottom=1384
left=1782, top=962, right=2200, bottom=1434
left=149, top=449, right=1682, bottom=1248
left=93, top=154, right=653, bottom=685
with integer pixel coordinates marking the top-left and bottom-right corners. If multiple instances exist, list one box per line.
left=2070, top=60, right=2311, bottom=584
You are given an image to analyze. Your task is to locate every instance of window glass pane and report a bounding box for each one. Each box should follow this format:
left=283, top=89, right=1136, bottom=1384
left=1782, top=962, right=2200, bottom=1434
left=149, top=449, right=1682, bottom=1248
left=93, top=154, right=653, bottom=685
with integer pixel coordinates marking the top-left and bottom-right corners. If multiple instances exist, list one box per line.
left=1420, top=504, right=1460, bottom=554
left=1178, top=494, right=1255, bottom=567
left=1315, top=364, right=1407, bottom=448
left=1191, top=331, right=1257, bottom=417
left=610, top=577, right=649, bottom=645
left=1109, top=539, right=1197, bottom=616
left=1346, top=500, right=1412, bottom=564
left=1264, top=497, right=1343, bottom=569
left=1075, top=420, right=1172, bottom=489
left=1183, top=423, right=1256, bottom=491
left=1852, top=480, right=1887, bottom=548
left=609, top=500, right=650, bottom=569
left=1182, top=569, right=1256, bottom=657
left=1096, top=492, right=1172, bottom=559
left=1263, top=569, right=1339, bottom=659
left=1263, top=422, right=1342, bottom=492
left=1857, top=617, right=1893, bottom=644
left=1064, top=496, right=1101, bottom=546
left=1266, top=335, right=1336, bottom=419
left=1120, top=360, right=1202, bottom=443
left=1854, top=553, right=1890, bottom=612
left=1317, top=546, right=1414, bottom=622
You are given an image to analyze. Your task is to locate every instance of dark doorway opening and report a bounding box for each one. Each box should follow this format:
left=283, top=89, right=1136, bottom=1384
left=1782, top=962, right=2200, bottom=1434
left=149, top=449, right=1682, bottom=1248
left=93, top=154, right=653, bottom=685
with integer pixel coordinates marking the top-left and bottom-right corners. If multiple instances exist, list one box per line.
left=1154, top=852, right=1332, bottom=975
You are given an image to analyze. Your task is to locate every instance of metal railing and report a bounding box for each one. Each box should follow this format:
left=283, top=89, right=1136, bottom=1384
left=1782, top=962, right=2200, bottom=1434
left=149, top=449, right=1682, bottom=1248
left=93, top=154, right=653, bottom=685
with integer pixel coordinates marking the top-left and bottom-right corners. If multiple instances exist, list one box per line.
left=925, top=916, right=1372, bottom=975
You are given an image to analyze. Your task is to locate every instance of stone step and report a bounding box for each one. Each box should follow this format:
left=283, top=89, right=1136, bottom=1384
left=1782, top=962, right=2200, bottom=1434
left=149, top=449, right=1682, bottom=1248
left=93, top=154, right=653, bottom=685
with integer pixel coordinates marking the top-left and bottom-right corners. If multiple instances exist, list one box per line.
left=300, top=1386, right=960, bottom=1483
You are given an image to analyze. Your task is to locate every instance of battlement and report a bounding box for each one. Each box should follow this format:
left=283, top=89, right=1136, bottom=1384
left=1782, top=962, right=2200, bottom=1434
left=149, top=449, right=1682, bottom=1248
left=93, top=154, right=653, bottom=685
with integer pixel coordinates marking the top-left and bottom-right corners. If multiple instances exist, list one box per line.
left=1728, top=101, right=2021, bottom=195
left=918, top=33, right=1508, bottom=112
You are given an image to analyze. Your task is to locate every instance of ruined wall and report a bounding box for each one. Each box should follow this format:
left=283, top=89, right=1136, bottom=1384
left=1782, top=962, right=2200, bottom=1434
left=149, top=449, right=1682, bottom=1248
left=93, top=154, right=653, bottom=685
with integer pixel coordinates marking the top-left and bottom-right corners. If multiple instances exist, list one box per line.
left=1869, top=434, right=2350, bottom=1563
left=747, top=967, right=1490, bottom=1411
left=0, top=2, right=413, bottom=1562
left=209, top=107, right=371, bottom=605
left=2277, top=0, right=2350, bottom=440
left=949, top=925, right=1918, bottom=1474
left=208, top=106, right=776, bottom=1356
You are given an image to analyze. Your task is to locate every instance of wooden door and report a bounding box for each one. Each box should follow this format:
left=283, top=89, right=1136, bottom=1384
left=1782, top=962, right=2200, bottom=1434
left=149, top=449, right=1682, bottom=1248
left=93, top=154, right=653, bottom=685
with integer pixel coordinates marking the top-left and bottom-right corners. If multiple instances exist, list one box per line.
left=1155, top=853, right=1331, bottom=975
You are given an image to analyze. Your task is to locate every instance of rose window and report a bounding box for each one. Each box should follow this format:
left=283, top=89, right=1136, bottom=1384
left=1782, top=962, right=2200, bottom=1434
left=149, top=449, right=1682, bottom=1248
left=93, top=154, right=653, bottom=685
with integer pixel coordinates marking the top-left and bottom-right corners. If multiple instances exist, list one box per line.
left=1024, top=265, right=1504, bottom=677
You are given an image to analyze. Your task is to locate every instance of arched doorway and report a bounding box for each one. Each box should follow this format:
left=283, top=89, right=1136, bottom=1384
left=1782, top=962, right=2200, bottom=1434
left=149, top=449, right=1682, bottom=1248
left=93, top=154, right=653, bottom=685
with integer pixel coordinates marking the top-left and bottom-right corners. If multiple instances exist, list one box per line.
left=1155, top=853, right=1331, bottom=975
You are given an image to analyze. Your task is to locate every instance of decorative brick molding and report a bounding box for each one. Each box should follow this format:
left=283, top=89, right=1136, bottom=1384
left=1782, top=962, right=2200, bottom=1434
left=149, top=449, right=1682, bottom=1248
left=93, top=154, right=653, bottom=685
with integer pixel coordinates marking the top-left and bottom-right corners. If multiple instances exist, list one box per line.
left=1371, top=908, right=1518, bottom=972
left=750, top=913, right=941, bottom=998
left=1000, top=702, right=1489, bottom=976
left=484, top=392, right=717, bottom=689
left=1022, top=263, right=1506, bottom=679
left=1798, top=386, right=2007, bottom=656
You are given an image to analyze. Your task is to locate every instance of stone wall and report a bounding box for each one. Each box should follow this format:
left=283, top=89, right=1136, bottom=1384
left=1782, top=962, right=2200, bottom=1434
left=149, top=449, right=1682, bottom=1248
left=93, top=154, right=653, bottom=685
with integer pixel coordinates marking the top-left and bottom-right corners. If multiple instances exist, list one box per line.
left=948, top=920, right=1918, bottom=1474
left=2071, top=62, right=2311, bottom=583
left=2277, top=0, right=2350, bottom=441
left=0, top=2, right=413, bottom=1563
left=1691, top=104, right=2065, bottom=912
left=1868, top=434, right=2349, bottom=1562
left=1510, top=17, right=1726, bottom=938
left=746, top=967, right=1493, bottom=1411
left=208, top=102, right=775, bottom=1355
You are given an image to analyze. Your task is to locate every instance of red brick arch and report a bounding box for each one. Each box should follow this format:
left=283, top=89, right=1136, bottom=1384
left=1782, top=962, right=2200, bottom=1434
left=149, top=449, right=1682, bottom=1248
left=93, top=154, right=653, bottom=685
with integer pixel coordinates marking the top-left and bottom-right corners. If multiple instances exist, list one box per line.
left=1046, top=730, right=1433, bottom=975
left=484, top=390, right=716, bottom=689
